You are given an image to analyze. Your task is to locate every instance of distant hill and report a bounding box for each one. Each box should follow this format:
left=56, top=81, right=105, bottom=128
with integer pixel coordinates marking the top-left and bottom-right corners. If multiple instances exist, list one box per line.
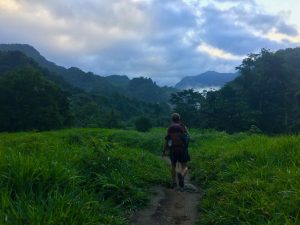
left=0, top=44, right=66, bottom=74
left=0, top=50, right=77, bottom=93
left=0, top=44, right=176, bottom=103
left=0, top=44, right=116, bottom=95
left=175, top=71, right=238, bottom=90
left=0, top=50, right=171, bottom=130
left=105, top=75, right=130, bottom=87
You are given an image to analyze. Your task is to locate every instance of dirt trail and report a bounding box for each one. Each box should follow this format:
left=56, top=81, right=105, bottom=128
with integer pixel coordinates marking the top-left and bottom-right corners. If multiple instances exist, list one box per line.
left=130, top=157, right=201, bottom=225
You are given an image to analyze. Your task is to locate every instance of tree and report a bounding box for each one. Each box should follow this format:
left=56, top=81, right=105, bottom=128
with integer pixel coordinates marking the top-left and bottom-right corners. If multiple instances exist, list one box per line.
left=0, top=66, right=71, bottom=131
left=170, top=89, right=205, bottom=127
left=235, top=49, right=293, bottom=133
left=104, top=109, right=122, bottom=128
left=172, top=48, right=300, bottom=134
left=198, top=86, right=261, bottom=133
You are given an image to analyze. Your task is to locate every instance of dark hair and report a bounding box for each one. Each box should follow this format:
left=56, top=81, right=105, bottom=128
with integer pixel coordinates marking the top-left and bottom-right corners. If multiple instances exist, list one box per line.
left=171, top=113, right=180, bottom=123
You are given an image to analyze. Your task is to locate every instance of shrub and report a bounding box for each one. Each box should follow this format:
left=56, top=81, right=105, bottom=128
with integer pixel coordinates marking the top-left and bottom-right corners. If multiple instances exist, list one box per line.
left=248, top=124, right=263, bottom=134
left=135, top=117, right=152, bottom=132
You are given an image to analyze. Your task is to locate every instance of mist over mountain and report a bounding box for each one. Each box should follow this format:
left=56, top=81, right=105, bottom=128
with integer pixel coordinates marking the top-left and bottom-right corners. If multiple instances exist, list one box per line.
left=175, top=71, right=238, bottom=90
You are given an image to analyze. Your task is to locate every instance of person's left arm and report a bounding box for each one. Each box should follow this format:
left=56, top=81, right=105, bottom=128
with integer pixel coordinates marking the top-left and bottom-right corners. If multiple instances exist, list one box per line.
left=162, top=129, right=170, bottom=156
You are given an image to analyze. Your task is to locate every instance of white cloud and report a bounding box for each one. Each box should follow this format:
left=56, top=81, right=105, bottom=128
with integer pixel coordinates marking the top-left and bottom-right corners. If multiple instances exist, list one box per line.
left=197, top=43, right=244, bottom=60
left=0, top=0, right=299, bottom=85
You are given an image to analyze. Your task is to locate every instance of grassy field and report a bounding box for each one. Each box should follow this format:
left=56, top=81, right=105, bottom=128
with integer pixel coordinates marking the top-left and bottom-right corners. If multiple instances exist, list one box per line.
left=1, top=128, right=299, bottom=225
left=0, top=128, right=169, bottom=225
left=189, top=131, right=300, bottom=225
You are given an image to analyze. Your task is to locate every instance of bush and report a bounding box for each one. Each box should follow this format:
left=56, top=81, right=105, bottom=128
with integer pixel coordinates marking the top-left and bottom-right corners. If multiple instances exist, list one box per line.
left=135, top=117, right=152, bottom=132
left=248, top=124, right=263, bottom=134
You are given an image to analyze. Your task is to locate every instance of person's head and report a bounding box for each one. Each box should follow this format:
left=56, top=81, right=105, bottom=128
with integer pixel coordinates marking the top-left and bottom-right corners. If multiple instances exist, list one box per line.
left=171, top=113, right=180, bottom=123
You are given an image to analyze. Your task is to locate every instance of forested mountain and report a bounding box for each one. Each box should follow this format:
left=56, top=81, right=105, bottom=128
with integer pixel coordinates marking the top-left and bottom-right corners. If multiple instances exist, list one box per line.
left=0, top=51, right=71, bottom=131
left=171, top=48, right=300, bottom=134
left=0, top=44, right=176, bottom=103
left=0, top=50, right=79, bottom=93
left=0, top=44, right=65, bottom=74
left=3, top=43, right=300, bottom=134
left=105, top=75, right=130, bottom=87
left=0, top=50, right=170, bottom=131
left=175, top=71, right=238, bottom=90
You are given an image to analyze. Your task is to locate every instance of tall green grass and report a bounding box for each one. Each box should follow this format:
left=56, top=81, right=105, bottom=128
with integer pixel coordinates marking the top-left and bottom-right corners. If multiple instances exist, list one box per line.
left=0, top=128, right=169, bottom=225
left=190, top=131, right=300, bottom=225
left=5, top=127, right=297, bottom=225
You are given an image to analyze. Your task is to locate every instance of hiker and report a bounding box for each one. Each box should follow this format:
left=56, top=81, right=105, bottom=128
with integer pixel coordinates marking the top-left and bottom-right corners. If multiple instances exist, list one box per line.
left=163, top=113, right=190, bottom=189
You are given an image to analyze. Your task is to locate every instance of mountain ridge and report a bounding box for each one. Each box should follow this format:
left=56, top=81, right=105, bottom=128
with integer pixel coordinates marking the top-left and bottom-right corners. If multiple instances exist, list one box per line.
left=175, top=71, right=238, bottom=90
left=0, top=44, right=175, bottom=103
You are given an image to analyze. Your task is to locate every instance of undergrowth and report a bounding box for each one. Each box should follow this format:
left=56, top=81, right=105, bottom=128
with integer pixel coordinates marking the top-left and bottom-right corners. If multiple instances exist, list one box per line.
left=0, top=128, right=168, bottom=225
left=4, top=127, right=297, bottom=225
left=190, top=131, right=300, bottom=225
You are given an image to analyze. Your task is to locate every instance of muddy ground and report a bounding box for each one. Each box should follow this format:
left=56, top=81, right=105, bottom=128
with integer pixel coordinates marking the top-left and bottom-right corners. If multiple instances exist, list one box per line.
left=130, top=157, right=201, bottom=225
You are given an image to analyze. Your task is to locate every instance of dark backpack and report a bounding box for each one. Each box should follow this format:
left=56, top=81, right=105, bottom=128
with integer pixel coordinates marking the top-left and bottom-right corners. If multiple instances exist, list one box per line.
left=167, top=123, right=187, bottom=153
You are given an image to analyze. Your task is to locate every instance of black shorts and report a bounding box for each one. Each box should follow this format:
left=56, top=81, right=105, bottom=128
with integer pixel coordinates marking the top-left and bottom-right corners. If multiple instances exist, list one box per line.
left=170, top=148, right=190, bottom=164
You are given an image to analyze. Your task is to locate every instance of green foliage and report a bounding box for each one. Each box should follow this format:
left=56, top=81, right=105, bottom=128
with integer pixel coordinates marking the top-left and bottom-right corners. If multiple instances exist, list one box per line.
left=232, top=49, right=294, bottom=133
left=199, top=86, right=261, bottom=133
left=0, top=128, right=169, bottom=224
left=0, top=66, right=71, bottom=131
left=170, top=89, right=205, bottom=127
left=105, top=75, right=130, bottom=87
left=104, top=109, right=122, bottom=128
left=127, top=77, right=175, bottom=103
left=0, top=44, right=177, bottom=104
left=0, top=50, right=171, bottom=131
left=189, top=131, right=300, bottom=225
left=248, top=124, right=263, bottom=134
left=0, top=50, right=36, bottom=74
left=107, top=128, right=165, bottom=154
left=135, top=117, right=152, bottom=132
left=173, top=48, right=300, bottom=134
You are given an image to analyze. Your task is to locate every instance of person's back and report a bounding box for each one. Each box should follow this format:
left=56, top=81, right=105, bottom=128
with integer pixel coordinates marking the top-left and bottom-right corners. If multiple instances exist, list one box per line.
left=167, top=122, right=185, bottom=152
left=163, top=113, right=190, bottom=189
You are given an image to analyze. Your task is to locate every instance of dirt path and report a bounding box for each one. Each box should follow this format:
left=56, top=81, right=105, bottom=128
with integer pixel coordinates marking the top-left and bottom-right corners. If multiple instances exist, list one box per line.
left=130, top=157, right=201, bottom=225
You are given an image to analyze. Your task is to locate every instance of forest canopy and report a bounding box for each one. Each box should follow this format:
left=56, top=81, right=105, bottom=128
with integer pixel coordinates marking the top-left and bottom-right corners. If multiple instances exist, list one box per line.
left=0, top=66, right=71, bottom=131
left=170, top=48, right=300, bottom=134
left=0, top=50, right=170, bottom=131
left=1, top=47, right=300, bottom=133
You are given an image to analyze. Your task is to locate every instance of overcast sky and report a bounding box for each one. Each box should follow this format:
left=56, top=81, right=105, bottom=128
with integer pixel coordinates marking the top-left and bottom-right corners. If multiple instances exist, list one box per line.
left=1, top=0, right=300, bottom=85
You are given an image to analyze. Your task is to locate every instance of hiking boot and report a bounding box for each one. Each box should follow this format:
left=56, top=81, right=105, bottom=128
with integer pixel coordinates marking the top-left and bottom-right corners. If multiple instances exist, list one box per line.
left=177, top=172, right=184, bottom=188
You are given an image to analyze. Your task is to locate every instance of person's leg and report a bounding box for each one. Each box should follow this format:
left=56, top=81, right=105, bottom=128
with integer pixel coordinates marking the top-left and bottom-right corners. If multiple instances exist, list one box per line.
left=180, top=162, right=188, bottom=177
left=169, top=152, right=177, bottom=186
left=171, top=163, right=176, bottom=184
left=177, top=162, right=188, bottom=188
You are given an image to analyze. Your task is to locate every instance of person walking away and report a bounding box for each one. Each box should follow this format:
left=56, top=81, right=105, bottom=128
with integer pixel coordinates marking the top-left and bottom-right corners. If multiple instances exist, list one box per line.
left=163, top=113, right=190, bottom=189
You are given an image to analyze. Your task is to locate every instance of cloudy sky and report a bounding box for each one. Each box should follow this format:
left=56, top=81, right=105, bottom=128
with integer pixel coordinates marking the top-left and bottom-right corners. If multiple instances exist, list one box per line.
left=1, top=0, right=300, bottom=85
